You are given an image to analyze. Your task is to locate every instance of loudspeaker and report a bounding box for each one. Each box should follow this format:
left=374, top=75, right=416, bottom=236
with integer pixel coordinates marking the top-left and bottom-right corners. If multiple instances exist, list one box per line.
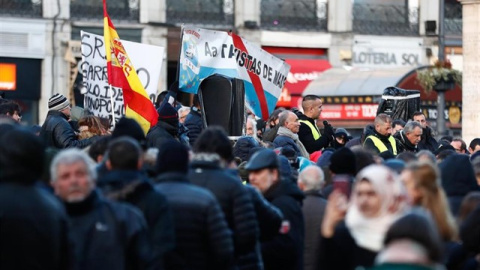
left=198, top=74, right=245, bottom=136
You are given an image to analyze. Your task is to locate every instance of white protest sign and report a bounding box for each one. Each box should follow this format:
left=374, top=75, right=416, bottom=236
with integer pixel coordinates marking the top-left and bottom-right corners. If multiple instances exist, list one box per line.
left=80, top=31, right=164, bottom=122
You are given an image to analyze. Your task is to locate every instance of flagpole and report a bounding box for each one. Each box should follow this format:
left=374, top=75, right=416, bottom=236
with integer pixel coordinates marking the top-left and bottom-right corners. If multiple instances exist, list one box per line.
left=108, top=84, right=116, bottom=129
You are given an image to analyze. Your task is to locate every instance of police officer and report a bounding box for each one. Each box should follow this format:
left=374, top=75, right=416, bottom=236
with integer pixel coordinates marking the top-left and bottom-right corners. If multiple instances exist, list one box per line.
left=246, top=149, right=305, bottom=270
left=363, top=113, right=398, bottom=159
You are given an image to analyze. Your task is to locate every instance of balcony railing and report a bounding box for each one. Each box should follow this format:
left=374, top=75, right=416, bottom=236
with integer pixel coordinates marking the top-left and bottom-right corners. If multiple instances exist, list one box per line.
left=166, top=0, right=234, bottom=27
left=353, top=3, right=419, bottom=36
left=261, top=0, right=327, bottom=32
left=445, top=1, right=462, bottom=35
left=0, top=0, right=42, bottom=18
left=70, top=0, right=139, bottom=22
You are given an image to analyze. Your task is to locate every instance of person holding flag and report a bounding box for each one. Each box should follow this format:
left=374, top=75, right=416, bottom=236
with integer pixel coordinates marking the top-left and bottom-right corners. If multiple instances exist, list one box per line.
left=103, top=0, right=158, bottom=134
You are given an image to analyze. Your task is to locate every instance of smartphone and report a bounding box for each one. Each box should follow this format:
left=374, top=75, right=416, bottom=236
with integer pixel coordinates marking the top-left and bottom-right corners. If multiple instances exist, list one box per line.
left=332, top=174, right=352, bottom=199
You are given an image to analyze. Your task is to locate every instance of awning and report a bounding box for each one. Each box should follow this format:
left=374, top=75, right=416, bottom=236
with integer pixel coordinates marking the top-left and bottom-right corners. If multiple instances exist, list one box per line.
left=303, top=66, right=415, bottom=97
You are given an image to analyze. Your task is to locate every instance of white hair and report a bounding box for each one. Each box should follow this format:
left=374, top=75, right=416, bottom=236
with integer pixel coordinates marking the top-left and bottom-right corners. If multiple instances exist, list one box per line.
left=50, top=148, right=97, bottom=182
left=298, top=165, right=325, bottom=191
left=178, top=106, right=191, bottom=116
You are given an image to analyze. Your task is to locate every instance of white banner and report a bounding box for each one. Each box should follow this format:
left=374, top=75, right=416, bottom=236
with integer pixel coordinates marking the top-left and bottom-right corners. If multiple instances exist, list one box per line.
left=179, top=26, right=290, bottom=120
left=80, top=31, right=164, bottom=122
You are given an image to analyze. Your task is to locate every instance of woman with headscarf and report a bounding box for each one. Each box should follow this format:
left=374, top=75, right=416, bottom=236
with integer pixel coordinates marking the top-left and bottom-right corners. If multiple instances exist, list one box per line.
left=320, top=164, right=408, bottom=270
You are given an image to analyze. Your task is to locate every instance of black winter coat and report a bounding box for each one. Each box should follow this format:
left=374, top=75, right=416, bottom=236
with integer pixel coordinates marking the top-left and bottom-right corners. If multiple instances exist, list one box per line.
left=98, top=170, right=176, bottom=269
left=302, top=190, right=327, bottom=270
left=184, top=108, right=203, bottom=147
left=273, top=135, right=303, bottom=157
left=296, top=111, right=333, bottom=153
left=188, top=158, right=259, bottom=263
left=0, top=182, right=70, bottom=270
left=155, top=172, right=235, bottom=270
left=65, top=190, right=154, bottom=270
left=262, top=180, right=305, bottom=270
left=393, top=130, right=418, bottom=153
left=417, top=126, right=439, bottom=153
left=146, top=121, right=178, bottom=149
left=40, top=110, right=97, bottom=149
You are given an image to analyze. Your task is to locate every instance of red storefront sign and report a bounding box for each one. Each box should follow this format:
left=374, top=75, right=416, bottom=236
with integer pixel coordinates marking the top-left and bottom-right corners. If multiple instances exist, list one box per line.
left=276, top=59, right=331, bottom=107
left=320, top=104, right=378, bottom=120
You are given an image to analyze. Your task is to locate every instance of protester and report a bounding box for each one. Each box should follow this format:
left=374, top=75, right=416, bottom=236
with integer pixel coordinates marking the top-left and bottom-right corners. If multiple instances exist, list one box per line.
left=0, top=100, right=22, bottom=122
left=263, top=108, right=284, bottom=142
left=0, top=127, right=70, bottom=269
left=189, top=127, right=259, bottom=269
left=416, top=150, right=436, bottom=163
left=177, top=106, right=190, bottom=124
left=468, top=138, right=480, bottom=154
left=146, top=102, right=184, bottom=149
left=41, top=93, right=98, bottom=148
left=413, top=111, right=438, bottom=153
left=246, top=148, right=305, bottom=270
left=322, top=147, right=357, bottom=198
left=393, top=120, right=423, bottom=154
left=439, top=154, right=480, bottom=215
left=451, top=137, right=468, bottom=154
left=298, top=165, right=327, bottom=270
left=50, top=148, right=153, bottom=269
left=364, top=113, right=398, bottom=159
left=333, top=127, right=351, bottom=149
left=273, top=110, right=310, bottom=158
left=184, top=95, right=203, bottom=146
left=320, top=164, right=407, bottom=270
left=98, top=137, right=175, bottom=269
left=392, top=119, right=406, bottom=135
left=155, top=139, right=235, bottom=270
left=77, top=115, right=109, bottom=139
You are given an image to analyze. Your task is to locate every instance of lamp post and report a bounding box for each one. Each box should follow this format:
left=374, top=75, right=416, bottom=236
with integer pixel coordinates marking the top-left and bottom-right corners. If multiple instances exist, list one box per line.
left=436, top=0, right=447, bottom=137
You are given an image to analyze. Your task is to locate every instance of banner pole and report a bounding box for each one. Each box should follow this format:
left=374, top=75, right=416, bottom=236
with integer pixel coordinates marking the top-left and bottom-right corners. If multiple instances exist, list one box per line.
left=108, top=84, right=116, bottom=129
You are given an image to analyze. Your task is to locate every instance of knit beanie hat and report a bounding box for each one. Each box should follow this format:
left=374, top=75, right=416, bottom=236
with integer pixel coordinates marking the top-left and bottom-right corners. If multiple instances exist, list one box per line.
left=157, top=102, right=179, bottom=126
left=156, top=139, right=189, bottom=174
left=48, top=93, right=70, bottom=111
left=112, top=117, right=146, bottom=147
left=329, top=147, right=356, bottom=175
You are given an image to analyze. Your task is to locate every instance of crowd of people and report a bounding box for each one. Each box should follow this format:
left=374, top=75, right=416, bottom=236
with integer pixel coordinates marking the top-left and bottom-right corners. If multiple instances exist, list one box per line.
left=1, top=92, right=480, bottom=270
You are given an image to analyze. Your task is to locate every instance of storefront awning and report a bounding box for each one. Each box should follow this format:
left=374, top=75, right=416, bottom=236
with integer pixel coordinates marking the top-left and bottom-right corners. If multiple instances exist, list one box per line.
left=303, top=66, right=415, bottom=97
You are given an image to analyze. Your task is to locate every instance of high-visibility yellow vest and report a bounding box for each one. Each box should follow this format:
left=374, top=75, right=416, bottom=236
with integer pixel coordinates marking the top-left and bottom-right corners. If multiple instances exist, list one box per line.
left=365, top=135, right=398, bottom=155
left=298, top=120, right=321, bottom=140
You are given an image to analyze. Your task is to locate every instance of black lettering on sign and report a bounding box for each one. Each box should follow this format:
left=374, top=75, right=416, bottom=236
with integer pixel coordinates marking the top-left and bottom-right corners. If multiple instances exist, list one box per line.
left=81, top=33, right=93, bottom=58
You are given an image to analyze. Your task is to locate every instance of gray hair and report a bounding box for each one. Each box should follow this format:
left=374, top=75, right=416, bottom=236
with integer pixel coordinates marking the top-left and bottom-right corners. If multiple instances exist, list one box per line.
left=278, top=111, right=292, bottom=127
left=298, top=165, right=325, bottom=191
left=416, top=150, right=436, bottom=163
left=50, top=148, right=97, bottom=182
left=403, top=120, right=422, bottom=134
left=178, top=106, right=190, bottom=116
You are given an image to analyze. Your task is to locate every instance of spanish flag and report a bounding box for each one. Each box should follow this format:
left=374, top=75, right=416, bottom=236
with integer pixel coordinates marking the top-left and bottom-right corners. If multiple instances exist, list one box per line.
left=103, top=0, right=158, bottom=134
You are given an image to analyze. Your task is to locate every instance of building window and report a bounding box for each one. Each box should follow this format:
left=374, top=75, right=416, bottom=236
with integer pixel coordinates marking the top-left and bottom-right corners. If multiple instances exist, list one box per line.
left=0, top=0, right=42, bottom=18
left=70, top=0, right=139, bottom=22
left=260, top=0, right=327, bottom=31
left=353, top=0, right=419, bottom=36
left=445, top=0, right=462, bottom=35
left=166, top=0, right=234, bottom=27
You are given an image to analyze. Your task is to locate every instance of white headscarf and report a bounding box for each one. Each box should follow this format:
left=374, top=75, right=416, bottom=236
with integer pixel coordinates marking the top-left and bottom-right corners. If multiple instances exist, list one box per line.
left=345, top=164, right=408, bottom=252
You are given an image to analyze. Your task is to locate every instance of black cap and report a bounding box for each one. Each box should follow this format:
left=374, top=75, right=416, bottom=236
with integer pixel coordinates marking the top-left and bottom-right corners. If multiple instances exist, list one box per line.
left=245, top=149, right=280, bottom=171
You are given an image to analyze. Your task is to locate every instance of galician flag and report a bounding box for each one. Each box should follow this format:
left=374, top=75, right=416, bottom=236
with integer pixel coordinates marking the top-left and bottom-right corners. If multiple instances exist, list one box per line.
left=103, top=0, right=158, bottom=134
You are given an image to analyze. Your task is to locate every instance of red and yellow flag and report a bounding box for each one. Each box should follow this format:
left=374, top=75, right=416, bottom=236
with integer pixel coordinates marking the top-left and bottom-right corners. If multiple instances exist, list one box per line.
left=103, top=0, right=158, bottom=134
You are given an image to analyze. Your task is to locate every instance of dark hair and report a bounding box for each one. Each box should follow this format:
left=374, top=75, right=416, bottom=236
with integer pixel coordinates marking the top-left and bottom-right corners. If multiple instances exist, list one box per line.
left=458, top=192, right=480, bottom=224
left=396, top=152, right=418, bottom=164
left=384, top=211, right=443, bottom=263
left=470, top=138, right=480, bottom=151
left=0, top=101, right=21, bottom=116
left=437, top=149, right=456, bottom=161
left=392, top=119, right=406, bottom=129
left=107, top=136, right=142, bottom=170
left=194, top=126, right=234, bottom=162
left=155, top=91, right=169, bottom=108
left=268, top=108, right=285, bottom=127
left=440, top=135, right=453, bottom=143
left=88, top=135, right=111, bottom=162
left=302, top=95, right=321, bottom=102
left=351, top=147, right=376, bottom=174
left=412, top=111, right=425, bottom=118
left=452, top=137, right=467, bottom=152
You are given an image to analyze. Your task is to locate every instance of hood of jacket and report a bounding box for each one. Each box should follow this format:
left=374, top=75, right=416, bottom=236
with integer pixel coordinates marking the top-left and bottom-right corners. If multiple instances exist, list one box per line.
left=394, top=130, right=417, bottom=151
left=439, top=154, right=480, bottom=197
left=264, top=179, right=305, bottom=204
left=97, top=170, right=154, bottom=202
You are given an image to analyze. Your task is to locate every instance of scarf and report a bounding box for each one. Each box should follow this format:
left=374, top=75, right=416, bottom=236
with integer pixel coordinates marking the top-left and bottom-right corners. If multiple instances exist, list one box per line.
left=277, top=126, right=310, bottom=158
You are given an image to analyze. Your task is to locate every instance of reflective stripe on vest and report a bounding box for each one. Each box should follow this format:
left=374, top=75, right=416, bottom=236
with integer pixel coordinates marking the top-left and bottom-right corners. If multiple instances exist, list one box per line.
left=365, top=135, right=398, bottom=155
left=298, top=120, right=321, bottom=140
